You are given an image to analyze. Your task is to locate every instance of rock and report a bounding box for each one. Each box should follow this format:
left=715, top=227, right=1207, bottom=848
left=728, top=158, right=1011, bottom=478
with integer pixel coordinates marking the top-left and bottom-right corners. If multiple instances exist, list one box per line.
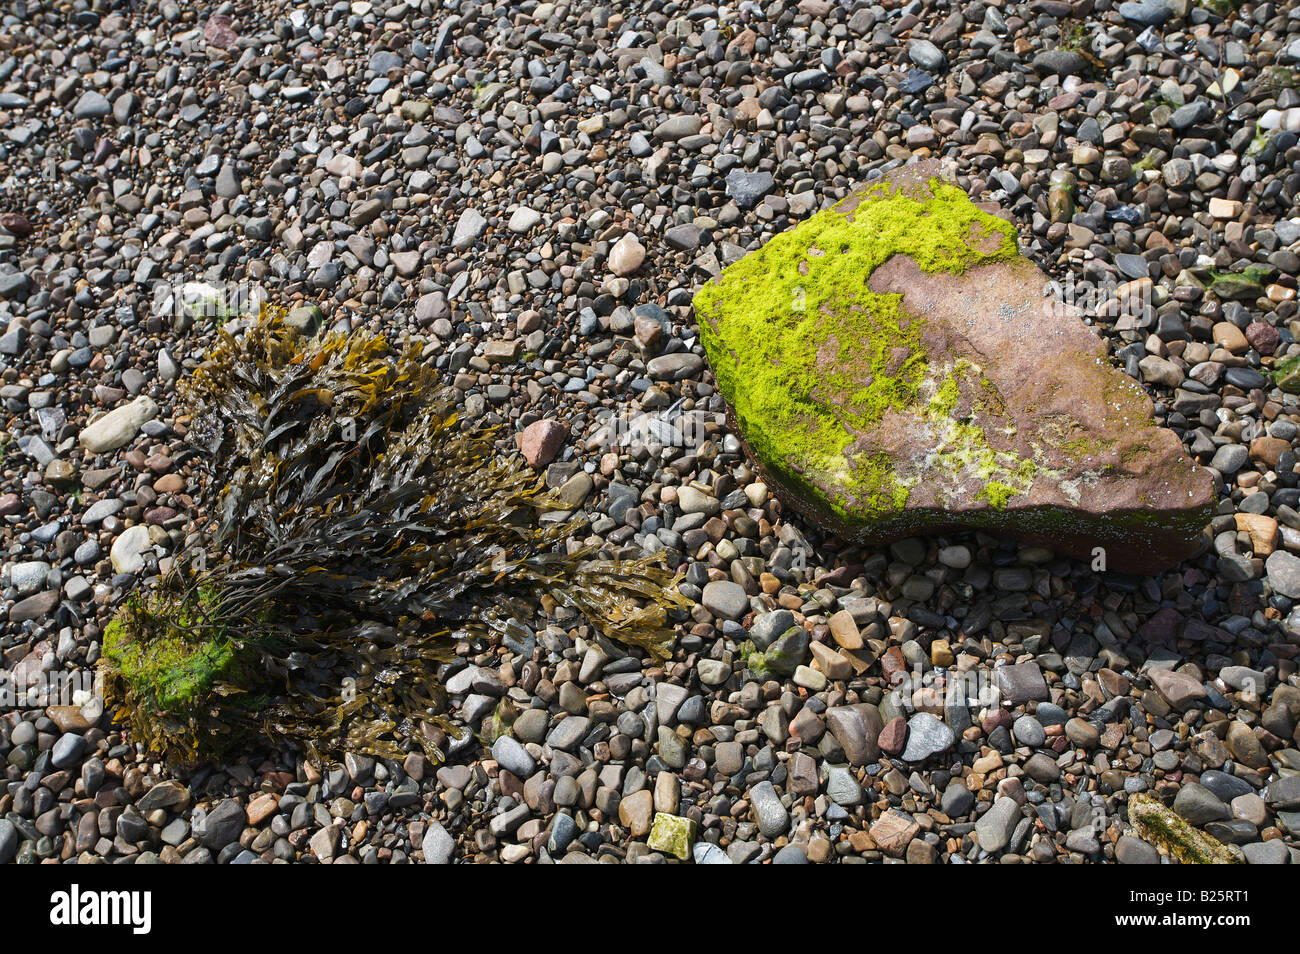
left=215, top=163, right=241, bottom=198
left=11, top=596, right=57, bottom=628
left=724, top=168, right=775, bottom=210
left=646, top=353, right=704, bottom=380
left=0, top=819, right=15, bottom=864
left=203, top=13, right=239, bottom=49
left=51, top=733, right=86, bottom=768
left=1266, top=550, right=1300, bottom=598
left=693, top=841, right=731, bottom=864
left=110, top=525, right=153, bottom=574
left=492, top=736, right=535, bottom=778
left=941, top=781, right=974, bottom=817
left=749, top=610, right=796, bottom=650
left=285, top=305, right=323, bottom=336
left=1149, top=668, right=1207, bottom=710
left=1173, top=782, right=1231, bottom=825
left=0, top=271, right=32, bottom=300
left=196, top=798, right=245, bottom=849
left=608, top=234, right=645, bottom=275
left=1242, top=840, right=1290, bottom=865
left=701, top=579, right=747, bottom=619
left=73, top=91, right=111, bottom=119
left=618, top=789, right=653, bottom=836
left=900, top=712, right=954, bottom=761
left=508, top=206, right=541, bottom=233
left=878, top=714, right=907, bottom=755
left=1128, top=792, right=1238, bottom=864
left=748, top=780, right=789, bottom=838
left=421, top=821, right=455, bottom=863
left=452, top=208, right=488, bottom=250
left=654, top=114, right=702, bottom=141
left=907, top=39, right=947, bottom=72
left=1032, top=50, right=1089, bottom=77
left=825, top=704, right=882, bottom=765
left=976, top=796, right=1021, bottom=853
left=1115, top=834, right=1161, bottom=864
left=1266, top=775, right=1300, bottom=810
left=1013, top=715, right=1046, bottom=747
left=772, top=844, right=809, bottom=863
left=826, top=765, right=864, bottom=806
left=646, top=812, right=696, bottom=859
left=1118, top=1, right=1171, bottom=26
left=869, top=810, right=919, bottom=856
left=995, top=662, right=1050, bottom=704
left=519, top=419, right=567, bottom=467
left=78, top=396, right=159, bottom=453
left=692, top=161, right=1211, bottom=573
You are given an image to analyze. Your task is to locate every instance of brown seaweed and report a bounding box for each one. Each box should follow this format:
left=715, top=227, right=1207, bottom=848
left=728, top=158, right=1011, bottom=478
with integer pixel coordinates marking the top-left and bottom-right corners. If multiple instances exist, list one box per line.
left=100, top=308, right=691, bottom=768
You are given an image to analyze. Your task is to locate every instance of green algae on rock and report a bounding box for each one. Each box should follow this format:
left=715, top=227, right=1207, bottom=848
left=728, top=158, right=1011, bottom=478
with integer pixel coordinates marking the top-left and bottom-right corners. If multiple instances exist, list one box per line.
left=1127, top=792, right=1240, bottom=864
left=693, top=160, right=1214, bottom=573
left=647, top=812, right=697, bottom=860
left=100, top=308, right=691, bottom=768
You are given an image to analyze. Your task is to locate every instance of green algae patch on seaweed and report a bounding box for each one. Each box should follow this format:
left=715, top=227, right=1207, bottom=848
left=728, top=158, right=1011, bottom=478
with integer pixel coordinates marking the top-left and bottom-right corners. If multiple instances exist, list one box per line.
left=101, top=589, right=270, bottom=767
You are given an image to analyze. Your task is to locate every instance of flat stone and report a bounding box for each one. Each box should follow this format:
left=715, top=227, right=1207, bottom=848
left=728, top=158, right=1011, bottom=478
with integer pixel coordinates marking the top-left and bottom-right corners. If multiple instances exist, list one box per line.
left=1242, top=840, right=1291, bottom=864
left=608, top=233, right=646, bottom=276
left=724, top=169, right=775, bottom=210
left=870, top=810, right=920, bottom=857
left=825, top=704, right=882, bottom=765
left=1149, top=667, right=1207, bottom=710
left=1115, top=833, right=1161, bottom=864
left=79, top=396, right=159, bottom=453
left=695, top=160, right=1213, bottom=574
left=110, top=525, right=153, bottom=574
left=1266, top=550, right=1300, bottom=598
left=995, top=662, right=1050, bottom=704
left=975, top=795, right=1021, bottom=854
left=491, top=736, right=535, bottom=778
left=421, top=821, right=454, bottom=863
left=519, top=419, right=567, bottom=467
left=748, top=780, right=789, bottom=839
left=646, top=812, right=696, bottom=859
left=701, top=579, right=747, bottom=619
left=1173, top=782, right=1231, bottom=825
left=900, top=711, right=954, bottom=761
left=452, top=208, right=487, bottom=250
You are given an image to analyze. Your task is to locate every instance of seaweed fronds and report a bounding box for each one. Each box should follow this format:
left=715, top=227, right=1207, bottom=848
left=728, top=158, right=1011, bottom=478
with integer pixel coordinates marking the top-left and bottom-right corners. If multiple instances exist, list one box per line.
left=100, top=307, right=691, bottom=768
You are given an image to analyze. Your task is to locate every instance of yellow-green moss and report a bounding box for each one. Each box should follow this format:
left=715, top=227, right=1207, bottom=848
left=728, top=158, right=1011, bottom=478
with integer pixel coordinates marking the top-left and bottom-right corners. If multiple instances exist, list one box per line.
left=694, top=176, right=1019, bottom=519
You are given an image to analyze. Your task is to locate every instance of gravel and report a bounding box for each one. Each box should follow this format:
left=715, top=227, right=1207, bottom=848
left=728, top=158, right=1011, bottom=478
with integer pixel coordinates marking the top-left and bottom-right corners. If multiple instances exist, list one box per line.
left=1, top=0, right=1299, bottom=867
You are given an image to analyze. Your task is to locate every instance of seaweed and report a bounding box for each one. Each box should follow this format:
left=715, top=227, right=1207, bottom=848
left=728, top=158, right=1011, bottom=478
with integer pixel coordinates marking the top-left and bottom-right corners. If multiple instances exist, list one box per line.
left=100, top=308, right=691, bottom=768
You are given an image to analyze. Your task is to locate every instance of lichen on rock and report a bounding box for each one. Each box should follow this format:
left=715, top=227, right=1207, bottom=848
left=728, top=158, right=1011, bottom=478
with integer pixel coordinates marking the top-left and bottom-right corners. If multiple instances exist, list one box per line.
left=693, top=159, right=1214, bottom=572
